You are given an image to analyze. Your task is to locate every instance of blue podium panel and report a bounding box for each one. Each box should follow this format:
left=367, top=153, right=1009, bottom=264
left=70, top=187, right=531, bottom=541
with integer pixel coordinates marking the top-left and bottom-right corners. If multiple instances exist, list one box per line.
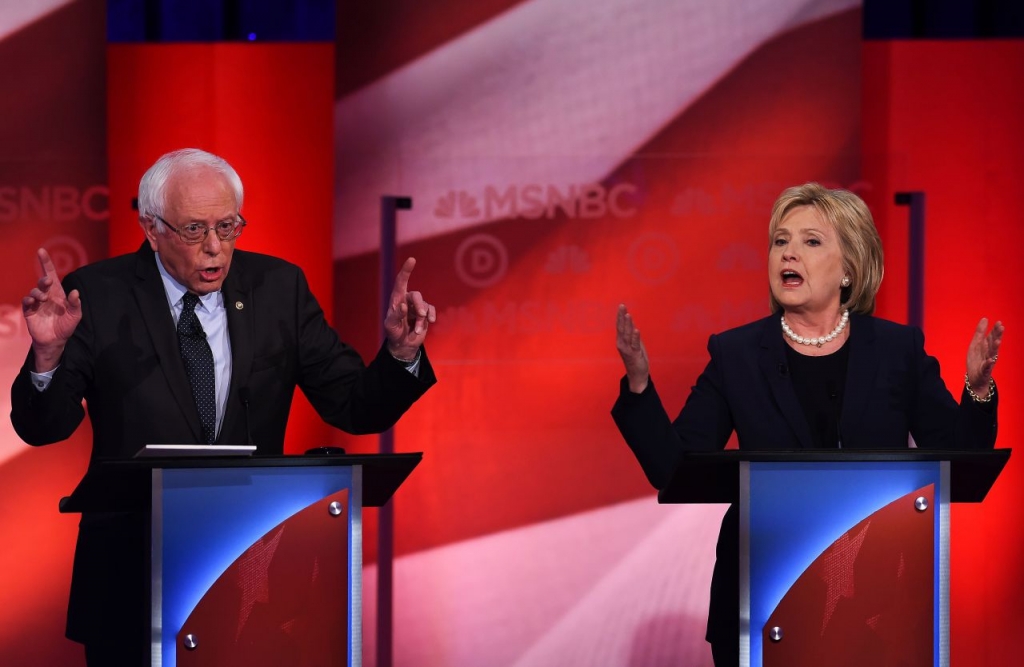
left=740, top=461, right=949, bottom=667
left=151, top=465, right=363, bottom=667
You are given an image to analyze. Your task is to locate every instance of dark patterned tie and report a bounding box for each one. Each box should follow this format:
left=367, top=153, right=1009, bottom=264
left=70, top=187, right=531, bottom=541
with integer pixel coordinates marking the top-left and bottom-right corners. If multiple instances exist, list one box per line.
left=177, top=293, right=217, bottom=444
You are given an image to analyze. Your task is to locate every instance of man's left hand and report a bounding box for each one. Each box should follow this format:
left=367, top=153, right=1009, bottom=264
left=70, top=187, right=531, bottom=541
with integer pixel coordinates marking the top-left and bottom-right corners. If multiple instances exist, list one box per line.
left=384, top=257, right=436, bottom=361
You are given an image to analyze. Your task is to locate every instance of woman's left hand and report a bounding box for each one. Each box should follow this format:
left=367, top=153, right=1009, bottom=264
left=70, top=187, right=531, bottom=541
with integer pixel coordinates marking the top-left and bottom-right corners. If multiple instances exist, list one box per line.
left=966, top=317, right=1004, bottom=398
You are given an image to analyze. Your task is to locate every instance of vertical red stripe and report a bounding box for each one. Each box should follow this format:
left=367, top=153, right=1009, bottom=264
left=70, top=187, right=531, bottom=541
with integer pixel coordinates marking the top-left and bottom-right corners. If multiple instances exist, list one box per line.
left=862, top=39, right=1024, bottom=666
left=106, top=43, right=336, bottom=453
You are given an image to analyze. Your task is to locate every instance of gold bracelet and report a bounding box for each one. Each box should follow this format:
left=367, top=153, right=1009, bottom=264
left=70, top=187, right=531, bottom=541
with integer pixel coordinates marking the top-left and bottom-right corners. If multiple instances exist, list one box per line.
left=965, top=373, right=996, bottom=403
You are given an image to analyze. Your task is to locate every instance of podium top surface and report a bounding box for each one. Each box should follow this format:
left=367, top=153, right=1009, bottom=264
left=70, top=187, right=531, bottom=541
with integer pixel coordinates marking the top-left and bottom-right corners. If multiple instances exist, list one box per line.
left=657, top=449, right=1011, bottom=505
left=59, top=452, right=422, bottom=513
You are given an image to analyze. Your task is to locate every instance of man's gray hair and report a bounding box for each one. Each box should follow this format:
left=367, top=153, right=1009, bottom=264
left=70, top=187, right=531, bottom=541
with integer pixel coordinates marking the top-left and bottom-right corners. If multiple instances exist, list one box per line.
left=137, top=148, right=244, bottom=221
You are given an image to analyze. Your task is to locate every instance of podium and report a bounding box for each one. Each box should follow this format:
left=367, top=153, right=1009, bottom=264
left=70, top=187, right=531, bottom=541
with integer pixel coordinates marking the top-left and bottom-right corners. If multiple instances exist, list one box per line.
left=658, top=449, right=1010, bottom=667
left=59, top=453, right=421, bottom=667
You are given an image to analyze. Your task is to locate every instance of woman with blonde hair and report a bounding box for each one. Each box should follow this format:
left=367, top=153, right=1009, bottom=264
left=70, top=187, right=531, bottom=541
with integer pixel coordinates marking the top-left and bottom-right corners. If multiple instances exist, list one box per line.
left=612, top=182, right=1003, bottom=666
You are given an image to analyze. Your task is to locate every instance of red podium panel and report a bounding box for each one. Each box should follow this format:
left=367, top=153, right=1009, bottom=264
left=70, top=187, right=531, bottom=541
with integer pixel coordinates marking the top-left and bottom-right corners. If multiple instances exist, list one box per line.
left=763, top=484, right=934, bottom=666
left=177, top=488, right=350, bottom=667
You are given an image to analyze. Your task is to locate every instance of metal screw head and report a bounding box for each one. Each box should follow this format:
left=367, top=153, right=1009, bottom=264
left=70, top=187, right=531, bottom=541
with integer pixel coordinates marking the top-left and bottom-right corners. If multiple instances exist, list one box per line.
left=914, top=496, right=929, bottom=512
left=183, top=633, right=198, bottom=650
left=769, top=626, right=783, bottom=642
left=328, top=501, right=344, bottom=516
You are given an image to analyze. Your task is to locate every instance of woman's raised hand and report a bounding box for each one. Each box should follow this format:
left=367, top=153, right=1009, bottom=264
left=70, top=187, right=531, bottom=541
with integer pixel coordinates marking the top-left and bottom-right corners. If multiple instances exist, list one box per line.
left=616, top=304, right=650, bottom=394
left=965, top=317, right=1004, bottom=400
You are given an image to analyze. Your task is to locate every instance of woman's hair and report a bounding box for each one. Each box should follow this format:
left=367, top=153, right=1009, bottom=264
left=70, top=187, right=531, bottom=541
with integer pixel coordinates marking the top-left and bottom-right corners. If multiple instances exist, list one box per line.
left=137, top=148, right=244, bottom=221
left=768, top=183, right=884, bottom=315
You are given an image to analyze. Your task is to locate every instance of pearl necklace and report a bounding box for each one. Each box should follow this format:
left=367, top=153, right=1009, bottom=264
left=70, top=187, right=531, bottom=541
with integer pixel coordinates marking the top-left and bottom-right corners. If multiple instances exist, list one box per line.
left=781, top=309, right=849, bottom=348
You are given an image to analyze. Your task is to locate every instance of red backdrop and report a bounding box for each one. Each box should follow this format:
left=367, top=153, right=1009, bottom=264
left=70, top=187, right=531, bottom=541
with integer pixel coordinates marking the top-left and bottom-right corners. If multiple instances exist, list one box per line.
left=0, top=3, right=1021, bottom=667
left=863, top=39, right=1024, bottom=664
left=106, top=42, right=336, bottom=453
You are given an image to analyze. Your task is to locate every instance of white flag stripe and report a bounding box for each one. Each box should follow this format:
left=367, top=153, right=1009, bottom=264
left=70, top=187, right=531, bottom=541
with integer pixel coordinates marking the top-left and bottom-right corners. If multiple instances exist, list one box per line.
left=335, top=0, right=860, bottom=258
left=362, top=497, right=728, bottom=666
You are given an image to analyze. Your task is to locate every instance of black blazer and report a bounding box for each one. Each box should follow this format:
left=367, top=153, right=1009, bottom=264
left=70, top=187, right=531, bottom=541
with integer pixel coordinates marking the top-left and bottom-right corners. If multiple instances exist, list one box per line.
left=612, top=312, right=997, bottom=645
left=10, top=243, right=436, bottom=644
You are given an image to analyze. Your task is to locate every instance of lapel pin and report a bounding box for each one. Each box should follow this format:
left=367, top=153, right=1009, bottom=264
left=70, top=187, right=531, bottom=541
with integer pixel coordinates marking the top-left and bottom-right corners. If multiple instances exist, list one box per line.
left=235, top=301, right=244, bottom=310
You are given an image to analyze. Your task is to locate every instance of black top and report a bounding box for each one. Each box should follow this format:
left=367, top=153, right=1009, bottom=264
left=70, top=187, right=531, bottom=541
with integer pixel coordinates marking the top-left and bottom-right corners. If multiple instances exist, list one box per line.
left=785, top=337, right=850, bottom=449
left=612, top=312, right=998, bottom=652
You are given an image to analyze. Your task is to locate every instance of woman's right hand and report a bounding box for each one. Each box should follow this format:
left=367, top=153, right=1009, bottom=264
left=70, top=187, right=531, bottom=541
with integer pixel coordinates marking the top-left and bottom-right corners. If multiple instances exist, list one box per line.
left=616, top=304, right=650, bottom=393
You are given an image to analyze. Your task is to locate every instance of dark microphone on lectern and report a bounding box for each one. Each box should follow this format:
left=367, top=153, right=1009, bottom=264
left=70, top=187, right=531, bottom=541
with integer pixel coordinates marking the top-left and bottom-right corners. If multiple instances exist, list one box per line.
left=239, top=387, right=254, bottom=448
left=826, top=380, right=843, bottom=449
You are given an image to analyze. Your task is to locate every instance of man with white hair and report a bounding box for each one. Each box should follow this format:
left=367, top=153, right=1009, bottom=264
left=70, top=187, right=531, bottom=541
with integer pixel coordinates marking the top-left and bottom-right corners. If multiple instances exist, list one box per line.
left=11, top=148, right=437, bottom=665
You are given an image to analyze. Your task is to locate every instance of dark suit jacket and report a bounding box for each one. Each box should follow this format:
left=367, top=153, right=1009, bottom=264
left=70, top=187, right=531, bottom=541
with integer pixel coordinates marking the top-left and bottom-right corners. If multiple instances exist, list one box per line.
left=10, top=243, right=436, bottom=644
left=611, top=312, right=997, bottom=647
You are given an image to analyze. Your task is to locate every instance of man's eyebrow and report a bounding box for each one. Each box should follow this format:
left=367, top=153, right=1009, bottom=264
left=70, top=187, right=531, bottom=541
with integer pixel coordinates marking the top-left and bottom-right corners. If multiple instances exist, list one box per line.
left=187, top=216, right=237, bottom=223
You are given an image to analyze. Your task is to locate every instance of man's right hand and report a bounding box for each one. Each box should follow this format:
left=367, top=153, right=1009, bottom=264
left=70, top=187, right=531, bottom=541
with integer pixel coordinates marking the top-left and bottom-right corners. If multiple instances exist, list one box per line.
left=22, top=248, right=82, bottom=372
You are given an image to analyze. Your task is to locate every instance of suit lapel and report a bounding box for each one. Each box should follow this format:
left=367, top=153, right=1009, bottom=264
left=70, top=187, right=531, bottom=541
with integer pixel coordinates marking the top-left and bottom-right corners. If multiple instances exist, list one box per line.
left=840, top=313, right=881, bottom=446
left=758, top=315, right=814, bottom=449
left=221, top=253, right=255, bottom=444
left=131, top=243, right=206, bottom=443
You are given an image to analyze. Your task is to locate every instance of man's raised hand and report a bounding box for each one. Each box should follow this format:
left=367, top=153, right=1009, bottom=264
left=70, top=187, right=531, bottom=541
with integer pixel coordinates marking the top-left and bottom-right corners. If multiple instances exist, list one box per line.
left=22, top=248, right=82, bottom=372
left=384, top=257, right=436, bottom=361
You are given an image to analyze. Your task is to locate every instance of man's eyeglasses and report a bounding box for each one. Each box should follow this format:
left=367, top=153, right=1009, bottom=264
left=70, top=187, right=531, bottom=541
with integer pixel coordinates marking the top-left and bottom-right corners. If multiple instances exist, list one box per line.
left=154, top=214, right=247, bottom=245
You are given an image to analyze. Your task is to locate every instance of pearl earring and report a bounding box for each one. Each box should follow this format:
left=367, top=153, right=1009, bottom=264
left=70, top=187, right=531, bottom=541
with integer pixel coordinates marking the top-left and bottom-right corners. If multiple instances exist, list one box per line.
left=841, top=276, right=851, bottom=287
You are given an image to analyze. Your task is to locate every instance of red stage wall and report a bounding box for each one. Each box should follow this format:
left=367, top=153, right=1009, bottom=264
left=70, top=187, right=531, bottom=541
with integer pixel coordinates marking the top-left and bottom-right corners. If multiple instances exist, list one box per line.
left=334, top=6, right=864, bottom=664
left=2, top=3, right=1021, bottom=667
left=106, top=42, right=336, bottom=454
left=863, top=40, right=1024, bottom=665
left=1, top=38, right=335, bottom=666
left=0, top=2, right=107, bottom=665
left=333, top=4, right=1022, bottom=664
